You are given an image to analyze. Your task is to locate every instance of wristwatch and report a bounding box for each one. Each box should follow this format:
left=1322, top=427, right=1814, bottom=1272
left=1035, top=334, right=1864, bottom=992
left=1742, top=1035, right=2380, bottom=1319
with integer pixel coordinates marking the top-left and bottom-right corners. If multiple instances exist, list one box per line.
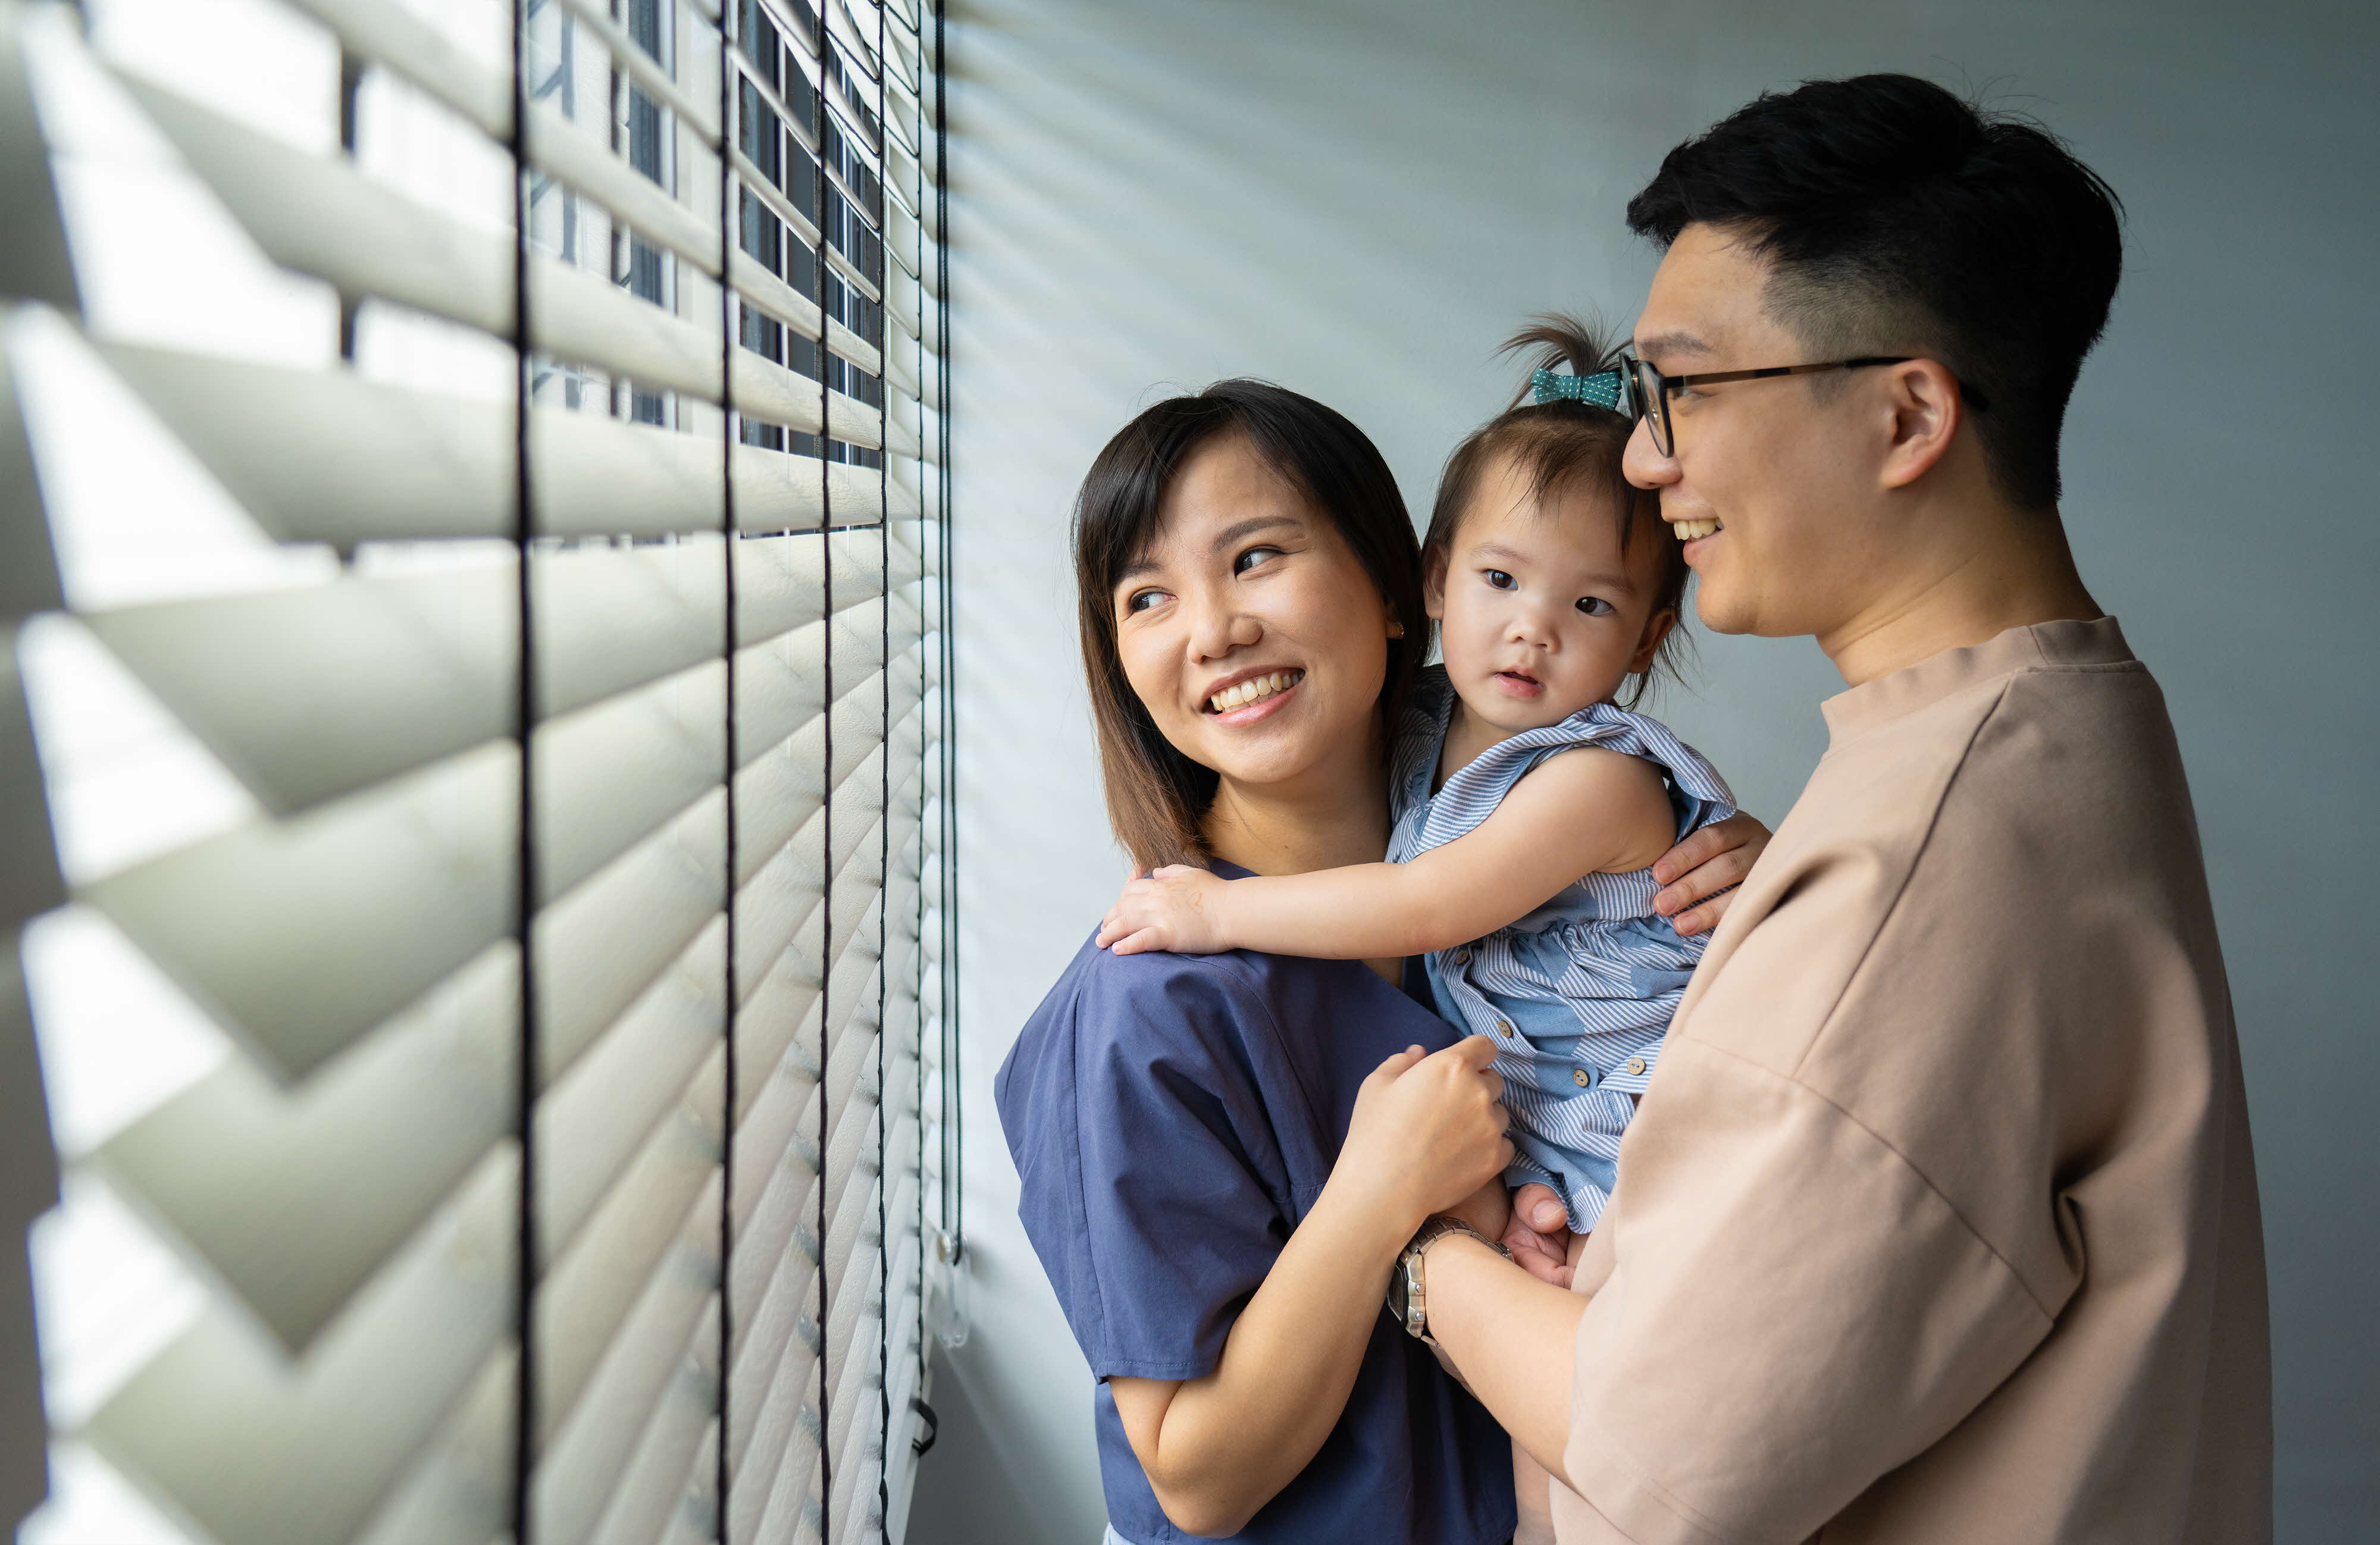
left=1386, top=1217, right=1511, bottom=1347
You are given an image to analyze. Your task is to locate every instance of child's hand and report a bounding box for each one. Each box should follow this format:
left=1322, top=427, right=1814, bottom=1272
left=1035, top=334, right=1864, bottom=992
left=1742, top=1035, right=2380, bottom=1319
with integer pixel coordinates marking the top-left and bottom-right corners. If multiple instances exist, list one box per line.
left=1504, top=1182, right=1573, bottom=1287
left=1095, top=864, right=1232, bottom=955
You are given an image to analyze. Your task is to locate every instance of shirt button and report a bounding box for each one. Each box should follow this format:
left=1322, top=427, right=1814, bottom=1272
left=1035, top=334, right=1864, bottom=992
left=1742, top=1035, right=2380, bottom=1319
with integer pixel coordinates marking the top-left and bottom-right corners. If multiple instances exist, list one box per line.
left=1452, top=948, right=1471, bottom=966
left=1496, top=1020, right=1514, bottom=1038
left=1571, top=1068, right=1590, bottom=1088
left=1623, top=1057, right=1647, bottom=1076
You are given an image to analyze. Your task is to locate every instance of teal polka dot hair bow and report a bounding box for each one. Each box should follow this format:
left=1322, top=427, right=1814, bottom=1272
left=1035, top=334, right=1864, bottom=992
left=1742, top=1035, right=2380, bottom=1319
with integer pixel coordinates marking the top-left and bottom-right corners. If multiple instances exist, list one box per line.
left=1531, top=366, right=1625, bottom=410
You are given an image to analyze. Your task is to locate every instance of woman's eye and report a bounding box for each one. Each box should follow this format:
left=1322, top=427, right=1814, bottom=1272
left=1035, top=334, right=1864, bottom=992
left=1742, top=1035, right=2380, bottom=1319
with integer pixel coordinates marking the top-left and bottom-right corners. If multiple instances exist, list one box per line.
left=1483, top=569, right=1515, bottom=590
left=1576, top=596, right=1615, bottom=618
left=1233, top=545, right=1283, bottom=575
left=1123, top=588, right=1168, bottom=615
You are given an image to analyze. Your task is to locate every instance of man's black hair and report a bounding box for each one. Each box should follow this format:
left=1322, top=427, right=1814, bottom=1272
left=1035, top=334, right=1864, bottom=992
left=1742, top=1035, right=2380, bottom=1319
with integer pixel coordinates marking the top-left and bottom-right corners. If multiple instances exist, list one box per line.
left=1626, top=73, right=2123, bottom=511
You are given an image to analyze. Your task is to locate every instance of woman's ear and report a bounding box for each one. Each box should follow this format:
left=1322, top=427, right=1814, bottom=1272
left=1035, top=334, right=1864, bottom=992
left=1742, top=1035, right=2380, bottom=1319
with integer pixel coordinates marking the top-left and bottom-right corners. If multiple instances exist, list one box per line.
left=1422, top=547, right=1448, bottom=620
left=1628, top=607, right=1677, bottom=676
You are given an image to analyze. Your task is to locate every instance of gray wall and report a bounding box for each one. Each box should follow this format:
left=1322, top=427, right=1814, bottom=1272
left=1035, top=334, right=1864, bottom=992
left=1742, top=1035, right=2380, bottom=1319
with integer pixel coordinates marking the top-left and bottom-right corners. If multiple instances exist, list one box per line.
left=908, top=2, right=2380, bottom=1540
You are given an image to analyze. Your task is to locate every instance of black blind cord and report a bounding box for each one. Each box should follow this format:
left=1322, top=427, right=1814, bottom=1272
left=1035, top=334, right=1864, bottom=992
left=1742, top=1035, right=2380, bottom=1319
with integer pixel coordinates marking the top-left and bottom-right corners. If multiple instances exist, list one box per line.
left=814, top=8, right=835, bottom=1535
left=507, top=4, right=540, bottom=1542
left=717, top=4, right=742, bottom=1537
left=873, top=5, right=893, bottom=1531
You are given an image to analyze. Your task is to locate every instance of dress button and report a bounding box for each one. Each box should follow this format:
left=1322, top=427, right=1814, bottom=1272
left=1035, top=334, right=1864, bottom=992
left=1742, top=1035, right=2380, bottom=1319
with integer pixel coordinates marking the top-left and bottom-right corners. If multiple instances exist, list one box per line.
left=1571, top=1068, right=1590, bottom=1088
left=1452, top=948, right=1471, bottom=966
left=1623, top=1057, right=1647, bottom=1076
left=1496, top=1019, right=1514, bottom=1038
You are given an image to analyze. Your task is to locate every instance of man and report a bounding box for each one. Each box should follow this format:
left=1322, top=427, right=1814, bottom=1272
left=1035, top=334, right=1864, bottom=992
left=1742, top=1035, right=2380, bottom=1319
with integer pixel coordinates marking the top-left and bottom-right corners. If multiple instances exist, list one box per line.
left=1399, top=74, right=2271, bottom=1543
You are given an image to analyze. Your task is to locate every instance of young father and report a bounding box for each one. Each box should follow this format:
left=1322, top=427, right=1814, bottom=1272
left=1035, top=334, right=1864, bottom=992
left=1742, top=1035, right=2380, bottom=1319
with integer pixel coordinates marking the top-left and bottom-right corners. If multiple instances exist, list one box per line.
left=1404, top=76, right=2272, bottom=1542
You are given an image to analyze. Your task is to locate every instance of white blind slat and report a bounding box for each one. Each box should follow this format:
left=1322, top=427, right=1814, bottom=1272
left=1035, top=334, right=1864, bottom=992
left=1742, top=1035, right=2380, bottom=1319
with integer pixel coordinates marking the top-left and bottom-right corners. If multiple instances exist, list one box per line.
left=0, top=3, right=78, bottom=316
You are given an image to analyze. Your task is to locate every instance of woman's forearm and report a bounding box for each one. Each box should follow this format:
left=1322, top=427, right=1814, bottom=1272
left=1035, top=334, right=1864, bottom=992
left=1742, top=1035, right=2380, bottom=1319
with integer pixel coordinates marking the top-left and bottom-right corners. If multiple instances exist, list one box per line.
left=1139, top=1178, right=1414, bottom=1534
left=1419, top=1234, right=1587, bottom=1484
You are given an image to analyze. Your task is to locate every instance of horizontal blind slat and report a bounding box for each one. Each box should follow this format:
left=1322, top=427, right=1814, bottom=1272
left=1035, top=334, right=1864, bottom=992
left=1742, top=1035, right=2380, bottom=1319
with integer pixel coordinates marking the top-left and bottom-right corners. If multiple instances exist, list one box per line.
left=83, top=1152, right=518, bottom=1545
left=1, top=2, right=81, bottom=315
left=83, top=535, right=915, bottom=816
left=92, top=342, right=907, bottom=546
left=114, top=71, right=895, bottom=441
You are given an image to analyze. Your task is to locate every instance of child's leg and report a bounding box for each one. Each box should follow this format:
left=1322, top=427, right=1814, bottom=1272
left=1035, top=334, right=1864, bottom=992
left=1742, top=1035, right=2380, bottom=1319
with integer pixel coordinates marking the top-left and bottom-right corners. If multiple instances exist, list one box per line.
left=1511, top=1437, right=1557, bottom=1545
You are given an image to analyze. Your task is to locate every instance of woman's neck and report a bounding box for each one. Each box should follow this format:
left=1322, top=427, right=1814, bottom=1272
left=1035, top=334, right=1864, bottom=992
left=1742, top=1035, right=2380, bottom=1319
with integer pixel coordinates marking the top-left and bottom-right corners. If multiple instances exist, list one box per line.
left=1202, top=728, right=1391, bottom=878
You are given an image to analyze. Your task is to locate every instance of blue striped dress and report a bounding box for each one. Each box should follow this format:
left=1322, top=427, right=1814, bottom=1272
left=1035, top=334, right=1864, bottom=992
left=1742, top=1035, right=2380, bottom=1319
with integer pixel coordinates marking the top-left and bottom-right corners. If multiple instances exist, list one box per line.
left=1387, top=665, right=1737, bottom=1233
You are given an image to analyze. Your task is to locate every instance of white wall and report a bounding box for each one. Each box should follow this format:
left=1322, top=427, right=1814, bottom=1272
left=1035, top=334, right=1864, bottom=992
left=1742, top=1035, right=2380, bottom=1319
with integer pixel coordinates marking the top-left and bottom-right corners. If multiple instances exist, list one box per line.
left=907, top=3, right=2380, bottom=1541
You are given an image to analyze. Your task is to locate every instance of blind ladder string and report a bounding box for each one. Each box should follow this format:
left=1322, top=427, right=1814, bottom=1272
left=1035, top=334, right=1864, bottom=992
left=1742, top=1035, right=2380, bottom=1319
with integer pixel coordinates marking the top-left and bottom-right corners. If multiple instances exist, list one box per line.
left=508, top=2, right=541, bottom=1540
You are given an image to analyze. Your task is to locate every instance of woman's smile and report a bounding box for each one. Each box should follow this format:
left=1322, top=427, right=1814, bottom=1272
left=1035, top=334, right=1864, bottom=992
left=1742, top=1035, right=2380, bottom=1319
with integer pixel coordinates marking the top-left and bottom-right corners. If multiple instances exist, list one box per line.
left=1204, top=667, right=1307, bottom=720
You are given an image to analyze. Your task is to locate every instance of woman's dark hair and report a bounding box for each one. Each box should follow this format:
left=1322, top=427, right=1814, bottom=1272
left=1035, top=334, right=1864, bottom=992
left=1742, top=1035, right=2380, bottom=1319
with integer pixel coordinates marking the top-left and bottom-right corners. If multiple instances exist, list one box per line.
left=1426, top=315, right=1689, bottom=710
left=1074, top=381, right=1429, bottom=870
left=1626, top=73, right=2124, bottom=512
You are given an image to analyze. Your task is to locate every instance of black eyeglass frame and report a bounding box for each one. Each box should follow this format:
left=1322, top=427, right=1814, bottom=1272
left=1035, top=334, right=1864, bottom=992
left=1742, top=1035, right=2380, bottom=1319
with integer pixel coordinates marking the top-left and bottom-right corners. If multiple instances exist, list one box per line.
left=1622, top=355, right=1991, bottom=457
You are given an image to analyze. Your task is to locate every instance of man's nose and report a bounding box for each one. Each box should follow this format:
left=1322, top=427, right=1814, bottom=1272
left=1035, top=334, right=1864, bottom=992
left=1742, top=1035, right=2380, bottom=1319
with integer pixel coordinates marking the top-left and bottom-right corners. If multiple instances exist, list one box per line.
left=1622, top=413, right=1678, bottom=490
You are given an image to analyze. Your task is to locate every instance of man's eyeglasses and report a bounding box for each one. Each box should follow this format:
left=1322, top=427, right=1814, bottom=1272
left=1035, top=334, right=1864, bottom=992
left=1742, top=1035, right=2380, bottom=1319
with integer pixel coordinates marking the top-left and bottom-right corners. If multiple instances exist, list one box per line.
left=1616, top=356, right=1992, bottom=458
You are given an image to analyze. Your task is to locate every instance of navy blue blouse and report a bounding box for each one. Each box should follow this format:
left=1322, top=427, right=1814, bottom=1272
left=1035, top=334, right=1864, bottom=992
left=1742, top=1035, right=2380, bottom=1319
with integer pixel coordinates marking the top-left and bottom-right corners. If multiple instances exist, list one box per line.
left=995, top=894, right=1517, bottom=1545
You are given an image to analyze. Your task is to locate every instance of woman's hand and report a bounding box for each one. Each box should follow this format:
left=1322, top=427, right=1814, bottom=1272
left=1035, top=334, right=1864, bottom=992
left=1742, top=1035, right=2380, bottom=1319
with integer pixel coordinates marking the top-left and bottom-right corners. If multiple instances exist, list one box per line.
left=1652, top=811, right=1772, bottom=937
left=1097, top=864, right=1232, bottom=955
left=1338, top=1037, right=1512, bottom=1233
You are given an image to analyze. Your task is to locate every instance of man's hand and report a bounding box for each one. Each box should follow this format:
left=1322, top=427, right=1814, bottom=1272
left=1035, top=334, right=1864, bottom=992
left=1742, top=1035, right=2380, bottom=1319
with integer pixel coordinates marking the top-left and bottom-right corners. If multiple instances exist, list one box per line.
left=1654, top=812, right=1772, bottom=937
left=1096, top=865, right=1232, bottom=955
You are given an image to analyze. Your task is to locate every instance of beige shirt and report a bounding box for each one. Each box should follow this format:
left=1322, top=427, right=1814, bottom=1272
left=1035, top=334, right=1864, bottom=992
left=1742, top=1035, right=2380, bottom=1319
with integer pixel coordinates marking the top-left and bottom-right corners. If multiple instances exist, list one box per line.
left=1552, top=619, right=2270, bottom=1544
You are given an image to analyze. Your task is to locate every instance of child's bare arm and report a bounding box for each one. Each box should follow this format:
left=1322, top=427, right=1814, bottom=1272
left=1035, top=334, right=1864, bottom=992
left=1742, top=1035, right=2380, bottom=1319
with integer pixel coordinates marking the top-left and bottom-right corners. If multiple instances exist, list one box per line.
left=1094, top=749, right=1677, bottom=959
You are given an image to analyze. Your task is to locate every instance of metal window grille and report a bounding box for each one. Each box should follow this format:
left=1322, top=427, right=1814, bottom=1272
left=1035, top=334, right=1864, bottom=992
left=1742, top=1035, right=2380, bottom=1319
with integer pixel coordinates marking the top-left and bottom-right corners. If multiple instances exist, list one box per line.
left=0, top=0, right=956, bottom=1540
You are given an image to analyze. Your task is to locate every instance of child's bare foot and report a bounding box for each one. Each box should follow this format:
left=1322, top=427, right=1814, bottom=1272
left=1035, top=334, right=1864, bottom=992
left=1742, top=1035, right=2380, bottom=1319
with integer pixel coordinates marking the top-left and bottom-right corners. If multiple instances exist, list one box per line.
left=1443, top=1177, right=1511, bottom=1242
left=1504, top=1182, right=1574, bottom=1286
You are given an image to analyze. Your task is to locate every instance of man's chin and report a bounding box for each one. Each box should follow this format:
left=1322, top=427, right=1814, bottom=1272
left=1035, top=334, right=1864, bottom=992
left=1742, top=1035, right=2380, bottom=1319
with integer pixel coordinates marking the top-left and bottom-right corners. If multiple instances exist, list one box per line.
left=1690, top=585, right=1761, bottom=637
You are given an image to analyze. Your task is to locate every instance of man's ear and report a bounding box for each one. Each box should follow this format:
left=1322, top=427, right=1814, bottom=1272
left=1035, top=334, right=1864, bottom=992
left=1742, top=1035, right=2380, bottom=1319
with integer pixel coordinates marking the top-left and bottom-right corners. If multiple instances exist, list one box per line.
left=1423, top=547, right=1449, bottom=620
left=1879, top=359, right=1964, bottom=491
left=1629, top=607, right=1677, bottom=676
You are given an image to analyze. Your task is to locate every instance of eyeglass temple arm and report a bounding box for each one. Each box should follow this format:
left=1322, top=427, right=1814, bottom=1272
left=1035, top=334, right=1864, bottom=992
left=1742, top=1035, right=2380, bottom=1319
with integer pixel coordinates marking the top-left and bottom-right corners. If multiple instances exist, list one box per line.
left=1669, top=358, right=1991, bottom=411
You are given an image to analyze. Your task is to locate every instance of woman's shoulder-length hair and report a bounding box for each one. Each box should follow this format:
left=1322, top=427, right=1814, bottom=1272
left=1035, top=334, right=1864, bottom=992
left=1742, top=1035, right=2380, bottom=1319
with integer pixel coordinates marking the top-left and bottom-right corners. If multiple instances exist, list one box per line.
left=1072, top=380, right=1429, bottom=872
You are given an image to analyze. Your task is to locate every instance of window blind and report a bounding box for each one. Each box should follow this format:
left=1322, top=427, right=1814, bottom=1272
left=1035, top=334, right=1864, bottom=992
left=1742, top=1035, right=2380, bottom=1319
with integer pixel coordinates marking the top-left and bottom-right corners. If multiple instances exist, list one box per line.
left=1, top=2, right=955, bottom=1543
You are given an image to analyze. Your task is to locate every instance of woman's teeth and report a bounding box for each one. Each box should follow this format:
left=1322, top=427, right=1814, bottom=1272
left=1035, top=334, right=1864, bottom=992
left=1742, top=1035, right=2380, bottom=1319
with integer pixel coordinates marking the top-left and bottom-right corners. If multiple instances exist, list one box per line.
left=1208, top=670, right=1301, bottom=713
left=1673, top=519, right=1721, bottom=541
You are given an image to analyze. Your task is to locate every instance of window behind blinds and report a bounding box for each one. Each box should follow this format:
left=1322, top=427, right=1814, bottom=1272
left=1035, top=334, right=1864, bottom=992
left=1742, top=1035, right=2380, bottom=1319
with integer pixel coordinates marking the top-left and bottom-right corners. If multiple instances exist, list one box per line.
left=1, top=0, right=956, bottom=1541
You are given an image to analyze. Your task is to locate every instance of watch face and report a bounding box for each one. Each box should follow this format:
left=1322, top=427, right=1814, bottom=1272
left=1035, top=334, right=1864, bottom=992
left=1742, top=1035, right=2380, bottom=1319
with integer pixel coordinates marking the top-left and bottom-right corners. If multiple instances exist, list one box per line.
left=1386, top=1262, right=1410, bottom=1325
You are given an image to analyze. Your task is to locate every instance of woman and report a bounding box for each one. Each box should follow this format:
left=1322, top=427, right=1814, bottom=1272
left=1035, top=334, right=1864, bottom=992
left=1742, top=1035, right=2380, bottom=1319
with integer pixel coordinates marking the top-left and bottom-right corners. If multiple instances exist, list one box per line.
left=993, top=381, right=1762, bottom=1544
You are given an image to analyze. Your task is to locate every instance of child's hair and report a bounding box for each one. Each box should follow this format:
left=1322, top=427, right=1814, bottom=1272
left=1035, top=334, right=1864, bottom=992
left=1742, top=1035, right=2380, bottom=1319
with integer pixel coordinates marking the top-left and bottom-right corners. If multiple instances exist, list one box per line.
left=1425, top=315, right=1691, bottom=708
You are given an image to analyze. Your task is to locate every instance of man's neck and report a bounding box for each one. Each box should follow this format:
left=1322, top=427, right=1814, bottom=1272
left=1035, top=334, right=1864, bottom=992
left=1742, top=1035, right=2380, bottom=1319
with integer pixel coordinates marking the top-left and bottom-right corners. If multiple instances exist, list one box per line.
left=1820, top=502, right=2103, bottom=687
left=1203, top=741, right=1392, bottom=878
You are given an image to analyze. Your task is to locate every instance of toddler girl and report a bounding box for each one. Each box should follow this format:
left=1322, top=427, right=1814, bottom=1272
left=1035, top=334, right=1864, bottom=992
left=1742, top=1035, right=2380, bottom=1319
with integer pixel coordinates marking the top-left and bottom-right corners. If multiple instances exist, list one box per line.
left=1095, top=318, right=1736, bottom=1281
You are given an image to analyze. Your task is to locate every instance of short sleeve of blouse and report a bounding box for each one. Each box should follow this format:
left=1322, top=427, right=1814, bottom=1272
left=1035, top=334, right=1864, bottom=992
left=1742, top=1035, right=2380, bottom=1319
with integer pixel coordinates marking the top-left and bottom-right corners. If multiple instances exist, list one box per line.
left=997, top=952, right=1307, bottom=1383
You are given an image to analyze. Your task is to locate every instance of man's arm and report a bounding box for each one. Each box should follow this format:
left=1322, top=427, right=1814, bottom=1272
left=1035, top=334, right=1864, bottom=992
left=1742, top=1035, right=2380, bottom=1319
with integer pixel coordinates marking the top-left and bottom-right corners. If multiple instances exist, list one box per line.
left=1098, top=748, right=1677, bottom=958
left=1410, top=1232, right=1587, bottom=1484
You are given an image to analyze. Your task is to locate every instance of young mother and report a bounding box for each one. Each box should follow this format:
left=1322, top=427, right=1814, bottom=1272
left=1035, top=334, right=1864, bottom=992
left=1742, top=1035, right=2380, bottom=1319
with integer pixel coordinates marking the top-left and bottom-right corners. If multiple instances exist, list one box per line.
left=994, top=383, right=1765, bottom=1545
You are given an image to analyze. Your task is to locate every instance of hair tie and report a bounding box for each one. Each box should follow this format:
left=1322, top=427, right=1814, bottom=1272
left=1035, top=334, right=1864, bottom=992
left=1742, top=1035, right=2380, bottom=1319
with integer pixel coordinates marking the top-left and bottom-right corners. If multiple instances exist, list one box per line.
left=1531, top=366, right=1624, bottom=410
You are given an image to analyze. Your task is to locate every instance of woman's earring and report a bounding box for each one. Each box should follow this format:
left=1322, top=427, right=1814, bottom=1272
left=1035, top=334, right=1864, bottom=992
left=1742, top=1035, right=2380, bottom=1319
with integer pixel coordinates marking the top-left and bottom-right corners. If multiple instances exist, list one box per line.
left=1387, top=620, right=1406, bottom=639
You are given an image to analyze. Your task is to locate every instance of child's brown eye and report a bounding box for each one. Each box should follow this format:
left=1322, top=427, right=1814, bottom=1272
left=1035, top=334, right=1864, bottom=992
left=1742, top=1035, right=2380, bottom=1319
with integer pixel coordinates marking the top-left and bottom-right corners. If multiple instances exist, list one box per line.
left=1576, top=596, right=1615, bottom=617
left=1484, top=569, right=1515, bottom=590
